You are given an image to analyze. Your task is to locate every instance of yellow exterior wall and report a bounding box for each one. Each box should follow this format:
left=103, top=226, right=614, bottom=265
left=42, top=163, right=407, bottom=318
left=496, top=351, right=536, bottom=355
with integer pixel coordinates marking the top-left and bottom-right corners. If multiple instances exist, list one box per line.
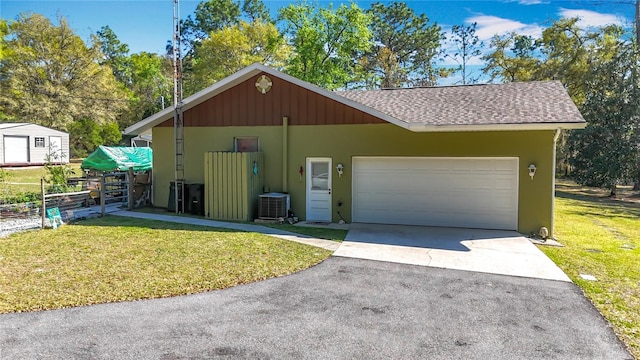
left=204, top=151, right=264, bottom=221
left=153, top=124, right=555, bottom=235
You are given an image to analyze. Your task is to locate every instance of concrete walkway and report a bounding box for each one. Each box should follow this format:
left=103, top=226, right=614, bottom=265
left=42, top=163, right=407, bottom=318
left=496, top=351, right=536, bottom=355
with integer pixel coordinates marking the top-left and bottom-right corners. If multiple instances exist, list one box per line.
left=110, top=211, right=340, bottom=251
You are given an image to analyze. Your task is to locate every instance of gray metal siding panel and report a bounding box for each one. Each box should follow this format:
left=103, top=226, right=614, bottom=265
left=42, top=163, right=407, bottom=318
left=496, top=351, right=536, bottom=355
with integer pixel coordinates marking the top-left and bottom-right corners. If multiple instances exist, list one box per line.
left=0, top=124, right=70, bottom=164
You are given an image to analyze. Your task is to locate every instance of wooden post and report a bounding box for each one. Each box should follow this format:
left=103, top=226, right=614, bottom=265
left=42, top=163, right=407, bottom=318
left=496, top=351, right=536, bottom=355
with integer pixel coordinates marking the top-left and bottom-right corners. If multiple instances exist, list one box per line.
left=149, top=169, right=154, bottom=207
left=41, top=178, right=46, bottom=229
left=100, top=174, right=106, bottom=216
left=282, top=116, right=288, bottom=193
left=128, top=169, right=134, bottom=210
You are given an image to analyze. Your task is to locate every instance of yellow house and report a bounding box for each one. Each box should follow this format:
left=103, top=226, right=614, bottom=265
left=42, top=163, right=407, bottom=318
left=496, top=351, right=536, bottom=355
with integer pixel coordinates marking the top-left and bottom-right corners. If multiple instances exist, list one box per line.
left=124, top=64, right=586, bottom=235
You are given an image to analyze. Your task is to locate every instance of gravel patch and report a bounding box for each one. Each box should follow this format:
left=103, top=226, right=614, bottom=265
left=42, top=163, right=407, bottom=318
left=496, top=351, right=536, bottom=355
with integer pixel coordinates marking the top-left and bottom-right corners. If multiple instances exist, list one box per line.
left=0, top=216, right=42, bottom=237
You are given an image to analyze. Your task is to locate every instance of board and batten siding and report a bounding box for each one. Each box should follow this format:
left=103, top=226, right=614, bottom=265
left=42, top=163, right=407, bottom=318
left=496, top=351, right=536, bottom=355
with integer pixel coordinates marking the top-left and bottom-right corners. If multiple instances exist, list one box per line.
left=0, top=124, right=70, bottom=165
left=158, top=72, right=385, bottom=128
left=204, top=151, right=264, bottom=221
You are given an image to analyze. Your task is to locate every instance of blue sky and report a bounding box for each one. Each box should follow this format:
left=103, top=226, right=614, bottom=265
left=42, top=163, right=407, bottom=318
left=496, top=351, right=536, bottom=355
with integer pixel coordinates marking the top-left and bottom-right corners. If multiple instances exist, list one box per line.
left=2, top=1, right=633, bottom=55
left=1, top=0, right=635, bottom=83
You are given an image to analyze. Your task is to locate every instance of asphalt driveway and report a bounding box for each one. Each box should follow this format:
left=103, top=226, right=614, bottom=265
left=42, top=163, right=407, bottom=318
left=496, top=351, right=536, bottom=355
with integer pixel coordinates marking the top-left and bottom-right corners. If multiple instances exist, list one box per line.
left=1, top=257, right=631, bottom=359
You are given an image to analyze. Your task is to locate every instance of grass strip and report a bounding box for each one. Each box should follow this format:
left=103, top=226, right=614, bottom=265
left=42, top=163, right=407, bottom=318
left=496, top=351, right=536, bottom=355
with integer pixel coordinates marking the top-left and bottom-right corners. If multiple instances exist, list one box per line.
left=541, top=194, right=640, bottom=357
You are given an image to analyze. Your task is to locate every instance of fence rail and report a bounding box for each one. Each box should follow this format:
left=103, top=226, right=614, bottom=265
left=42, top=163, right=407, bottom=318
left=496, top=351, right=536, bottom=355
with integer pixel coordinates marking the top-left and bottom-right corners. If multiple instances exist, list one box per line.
left=39, top=170, right=137, bottom=229
left=1, top=170, right=150, bottom=233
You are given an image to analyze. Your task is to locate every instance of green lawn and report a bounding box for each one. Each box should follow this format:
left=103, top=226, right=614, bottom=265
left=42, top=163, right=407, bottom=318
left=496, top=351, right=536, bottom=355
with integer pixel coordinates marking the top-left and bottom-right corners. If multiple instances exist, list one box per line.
left=1, top=163, right=83, bottom=195
left=0, top=216, right=332, bottom=313
left=261, top=223, right=348, bottom=241
left=542, top=189, right=640, bottom=358
left=135, top=207, right=348, bottom=241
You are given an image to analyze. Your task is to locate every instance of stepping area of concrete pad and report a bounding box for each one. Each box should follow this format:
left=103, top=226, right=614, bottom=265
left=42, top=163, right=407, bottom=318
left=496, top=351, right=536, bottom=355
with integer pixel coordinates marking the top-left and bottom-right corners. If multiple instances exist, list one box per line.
left=335, top=223, right=571, bottom=282
left=110, top=211, right=340, bottom=251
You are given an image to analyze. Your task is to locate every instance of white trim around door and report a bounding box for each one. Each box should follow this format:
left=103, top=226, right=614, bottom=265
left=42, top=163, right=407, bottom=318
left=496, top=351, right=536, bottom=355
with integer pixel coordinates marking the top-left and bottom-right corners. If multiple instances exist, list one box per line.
left=351, top=156, right=519, bottom=230
left=306, top=157, right=332, bottom=222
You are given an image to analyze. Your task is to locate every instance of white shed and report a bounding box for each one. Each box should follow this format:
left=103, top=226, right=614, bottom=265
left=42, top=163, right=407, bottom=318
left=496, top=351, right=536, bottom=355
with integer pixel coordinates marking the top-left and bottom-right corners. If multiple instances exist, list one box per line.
left=0, top=123, right=70, bottom=166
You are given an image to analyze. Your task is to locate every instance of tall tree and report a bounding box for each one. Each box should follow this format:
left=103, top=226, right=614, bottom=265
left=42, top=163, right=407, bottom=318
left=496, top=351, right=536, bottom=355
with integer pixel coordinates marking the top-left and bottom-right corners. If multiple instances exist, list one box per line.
left=243, top=0, right=271, bottom=22
left=96, top=25, right=130, bottom=84
left=183, top=0, right=242, bottom=41
left=0, top=19, right=8, bottom=61
left=95, top=27, right=172, bottom=128
left=634, top=0, right=640, bottom=46
left=482, top=33, right=540, bottom=83
left=0, top=13, right=127, bottom=131
left=448, top=22, right=483, bottom=85
left=363, top=2, right=447, bottom=88
left=176, top=0, right=271, bottom=57
left=187, top=20, right=288, bottom=94
left=120, top=52, right=173, bottom=126
left=482, top=18, right=639, bottom=193
left=485, top=19, right=640, bottom=195
left=568, top=42, right=640, bottom=195
left=279, top=2, right=372, bottom=90
left=68, top=118, right=122, bottom=158
left=0, top=19, right=10, bottom=121
left=482, top=18, right=622, bottom=105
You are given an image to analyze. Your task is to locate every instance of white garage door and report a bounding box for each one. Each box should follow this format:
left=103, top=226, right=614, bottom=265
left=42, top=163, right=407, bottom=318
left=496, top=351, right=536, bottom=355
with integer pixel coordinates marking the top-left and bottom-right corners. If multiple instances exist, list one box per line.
left=4, top=136, right=29, bottom=164
left=352, top=157, right=518, bottom=230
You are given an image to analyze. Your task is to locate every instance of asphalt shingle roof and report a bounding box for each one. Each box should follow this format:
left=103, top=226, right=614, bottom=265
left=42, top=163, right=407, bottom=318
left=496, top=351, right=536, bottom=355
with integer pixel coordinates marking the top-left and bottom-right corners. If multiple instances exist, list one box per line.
left=336, top=81, right=585, bottom=127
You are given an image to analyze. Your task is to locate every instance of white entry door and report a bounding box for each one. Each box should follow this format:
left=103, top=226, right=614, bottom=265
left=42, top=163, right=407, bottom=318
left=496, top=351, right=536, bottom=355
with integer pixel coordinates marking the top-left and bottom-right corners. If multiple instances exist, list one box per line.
left=306, top=157, right=332, bottom=222
left=49, top=136, right=62, bottom=161
left=4, top=136, right=29, bottom=163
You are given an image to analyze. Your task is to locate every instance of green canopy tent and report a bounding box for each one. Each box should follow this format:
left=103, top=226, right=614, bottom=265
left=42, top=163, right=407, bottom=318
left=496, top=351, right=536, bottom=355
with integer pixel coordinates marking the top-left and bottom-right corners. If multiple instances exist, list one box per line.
left=81, top=146, right=152, bottom=172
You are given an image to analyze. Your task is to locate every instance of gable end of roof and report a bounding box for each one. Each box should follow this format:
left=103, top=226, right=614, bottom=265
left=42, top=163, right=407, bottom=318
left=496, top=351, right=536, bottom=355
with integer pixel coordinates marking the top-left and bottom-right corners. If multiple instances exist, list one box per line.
left=125, top=65, right=586, bottom=135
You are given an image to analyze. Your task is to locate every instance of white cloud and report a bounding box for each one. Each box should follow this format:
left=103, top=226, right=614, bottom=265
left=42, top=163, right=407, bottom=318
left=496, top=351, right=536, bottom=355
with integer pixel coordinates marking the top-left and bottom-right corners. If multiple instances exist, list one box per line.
left=467, top=15, right=543, bottom=41
left=440, top=15, right=542, bottom=67
left=559, top=8, right=624, bottom=27
left=503, top=0, right=548, bottom=5
left=518, top=0, right=547, bottom=5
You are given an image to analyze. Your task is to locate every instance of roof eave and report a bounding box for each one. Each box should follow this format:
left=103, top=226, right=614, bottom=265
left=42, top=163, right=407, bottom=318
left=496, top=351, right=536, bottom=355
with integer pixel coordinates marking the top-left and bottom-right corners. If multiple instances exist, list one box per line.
left=405, top=122, right=587, bottom=132
left=124, top=107, right=174, bottom=135
left=123, top=63, right=588, bottom=135
left=124, top=63, right=424, bottom=136
left=124, top=64, right=272, bottom=136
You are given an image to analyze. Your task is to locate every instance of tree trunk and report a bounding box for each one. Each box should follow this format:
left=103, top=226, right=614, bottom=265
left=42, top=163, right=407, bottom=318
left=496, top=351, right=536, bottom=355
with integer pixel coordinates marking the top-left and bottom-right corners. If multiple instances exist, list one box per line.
left=610, top=184, right=617, bottom=197
left=633, top=179, right=640, bottom=191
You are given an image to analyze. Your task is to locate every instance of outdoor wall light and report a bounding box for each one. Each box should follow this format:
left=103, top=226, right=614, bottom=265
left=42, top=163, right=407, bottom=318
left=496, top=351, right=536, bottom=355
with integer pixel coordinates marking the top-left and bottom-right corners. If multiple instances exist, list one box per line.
left=539, top=226, right=549, bottom=240
left=336, top=163, right=344, bottom=177
left=528, top=164, right=537, bottom=180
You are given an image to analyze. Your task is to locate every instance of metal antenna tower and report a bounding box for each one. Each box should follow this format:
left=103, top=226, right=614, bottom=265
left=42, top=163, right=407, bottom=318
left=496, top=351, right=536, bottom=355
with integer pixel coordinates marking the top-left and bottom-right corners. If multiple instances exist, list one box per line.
left=172, top=0, right=185, bottom=213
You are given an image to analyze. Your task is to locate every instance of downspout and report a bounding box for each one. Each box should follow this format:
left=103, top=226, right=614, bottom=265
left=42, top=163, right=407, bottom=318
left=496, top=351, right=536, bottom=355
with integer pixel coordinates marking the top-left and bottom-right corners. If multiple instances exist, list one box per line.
left=282, top=116, right=289, bottom=193
left=551, top=128, right=561, bottom=237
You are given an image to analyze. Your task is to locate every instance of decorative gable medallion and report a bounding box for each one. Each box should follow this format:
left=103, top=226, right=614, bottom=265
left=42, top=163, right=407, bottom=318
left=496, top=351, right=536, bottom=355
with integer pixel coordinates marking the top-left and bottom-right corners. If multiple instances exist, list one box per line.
left=255, top=75, right=273, bottom=94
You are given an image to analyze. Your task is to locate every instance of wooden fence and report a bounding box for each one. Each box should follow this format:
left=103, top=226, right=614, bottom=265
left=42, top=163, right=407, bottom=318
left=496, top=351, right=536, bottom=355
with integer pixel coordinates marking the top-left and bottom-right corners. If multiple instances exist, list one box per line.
left=40, top=170, right=143, bottom=228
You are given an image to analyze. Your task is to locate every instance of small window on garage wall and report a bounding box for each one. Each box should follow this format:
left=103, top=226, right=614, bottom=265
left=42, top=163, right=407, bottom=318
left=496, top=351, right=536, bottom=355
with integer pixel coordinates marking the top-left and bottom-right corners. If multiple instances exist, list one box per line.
left=34, top=137, right=45, bottom=147
left=234, top=137, right=259, bottom=152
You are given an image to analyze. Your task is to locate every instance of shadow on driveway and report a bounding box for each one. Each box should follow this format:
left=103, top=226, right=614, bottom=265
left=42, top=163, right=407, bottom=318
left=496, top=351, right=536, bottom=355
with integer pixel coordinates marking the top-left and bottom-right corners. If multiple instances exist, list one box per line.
left=335, top=224, right=571, bottom=281
left=342, top=223, right=525, bottom=251
left=0, top=257, right=632, bottom=359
